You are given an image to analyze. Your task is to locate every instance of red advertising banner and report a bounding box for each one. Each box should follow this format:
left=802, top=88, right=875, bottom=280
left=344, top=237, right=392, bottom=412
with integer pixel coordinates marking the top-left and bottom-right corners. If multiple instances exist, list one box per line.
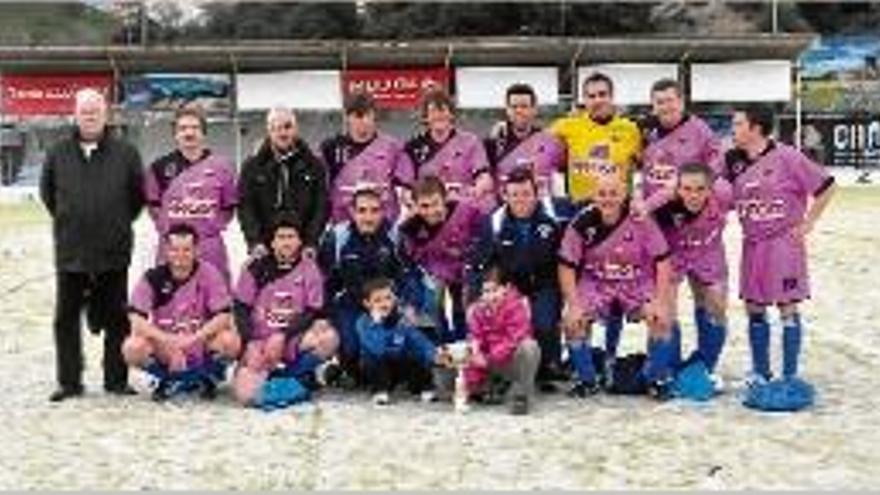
left=1, top=73, right=113, bottom=116
left=342, top=67, right=450, bottom=110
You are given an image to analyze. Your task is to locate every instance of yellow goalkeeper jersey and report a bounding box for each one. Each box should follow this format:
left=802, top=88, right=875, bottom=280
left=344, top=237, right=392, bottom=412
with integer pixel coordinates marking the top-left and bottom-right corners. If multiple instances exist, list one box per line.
left=550, top=112, right=642, bottom=202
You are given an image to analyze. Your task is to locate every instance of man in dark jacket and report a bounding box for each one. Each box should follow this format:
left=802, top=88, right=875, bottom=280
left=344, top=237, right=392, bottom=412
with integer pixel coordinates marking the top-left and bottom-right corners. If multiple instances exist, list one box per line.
left=39, top=88, right=145, bottom=401
left=318, top=187, right=426, bottom=381
left=466, top=168, right=575, bottom=391
left=238, top=107, right=328, bottom=255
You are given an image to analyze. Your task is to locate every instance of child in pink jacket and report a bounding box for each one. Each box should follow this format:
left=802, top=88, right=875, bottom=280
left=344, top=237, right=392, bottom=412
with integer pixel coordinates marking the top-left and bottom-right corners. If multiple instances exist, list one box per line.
left=464, top=267, right=541, bottom=415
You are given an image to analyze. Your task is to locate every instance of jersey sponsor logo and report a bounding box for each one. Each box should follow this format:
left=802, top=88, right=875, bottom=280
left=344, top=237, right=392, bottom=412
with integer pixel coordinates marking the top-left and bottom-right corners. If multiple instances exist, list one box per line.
left=736, top=198, right=786, bottom=222
left=646, top=162, right=677, bottom=187
left=590, top=260, right=641, bottom=281
left=264, top=291, right=300, bottom=329
left=157, top=315, right=202, bottom=335
left=572, top=159, right=618, bottom=177
left=167, top=182, right=218, bottom=219
left=339, top=180, right=390, bottom=195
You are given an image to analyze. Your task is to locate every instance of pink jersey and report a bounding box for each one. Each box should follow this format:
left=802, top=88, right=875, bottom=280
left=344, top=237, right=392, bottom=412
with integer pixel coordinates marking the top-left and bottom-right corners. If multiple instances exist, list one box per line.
left=145, top=149, right=238, bottom=278
left=654, top=179, right=732, bottom=287
left=641, top=114, right=722, bottom=210
left=399, top=199, right=483, bottom=286
left=235, top=255, right=324, bottom=341
left=405, top=129, right=491, bottom=202
left=485, top=125, right=565, bottom=198
left=725, top=141, right=834, bottom=304
left=725, top=141, right=833, bottom=242
left=559, top=202, right=670, bottom=316
left=321, top=132, right=415, bottom=223
left=145, top=149, right=237, bottom=238
left=129, top=261, right=231, bottom=366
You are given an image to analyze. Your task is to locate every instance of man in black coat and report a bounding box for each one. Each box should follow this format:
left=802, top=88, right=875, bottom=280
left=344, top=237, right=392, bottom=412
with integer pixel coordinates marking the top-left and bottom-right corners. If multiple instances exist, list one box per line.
left=39, top=88, right=145, bottom=401
left=238, top=107, right=329, bottom=257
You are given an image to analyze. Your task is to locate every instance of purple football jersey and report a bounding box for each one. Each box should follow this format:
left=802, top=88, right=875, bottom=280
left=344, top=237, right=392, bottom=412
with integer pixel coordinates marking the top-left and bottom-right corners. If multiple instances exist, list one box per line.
left=725, top=141, right=833, bottom=304
left=406, top=128, right=491, bottom=202
left=654, top=179, right=732, bottom=288
left=129, top=261, right=231, bottom=367
left=322, top=132, right=415, bottom=223
left=641, top=114, right=723, bottom=210
left=559, top=203, right=670, bottom=316
left=485, top=126, right=565, bottom=198
left=399, top=199, right=484, bottom=285
left=725, top=141, right=831, bottom=242
left=145, top=149, right=238, bottom=279
left=234, top=255, right=324, bottom=341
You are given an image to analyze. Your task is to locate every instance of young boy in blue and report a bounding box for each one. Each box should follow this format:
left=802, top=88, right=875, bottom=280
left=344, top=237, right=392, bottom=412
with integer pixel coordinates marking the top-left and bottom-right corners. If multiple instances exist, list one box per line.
left=357, top=277, right=451, bottom=405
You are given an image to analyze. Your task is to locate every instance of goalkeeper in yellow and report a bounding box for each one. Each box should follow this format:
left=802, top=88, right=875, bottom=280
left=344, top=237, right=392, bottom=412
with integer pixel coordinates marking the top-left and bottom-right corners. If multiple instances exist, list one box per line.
left=550, top=71, right=643, bottom=375
left=551, top=72, right=642, bottom=204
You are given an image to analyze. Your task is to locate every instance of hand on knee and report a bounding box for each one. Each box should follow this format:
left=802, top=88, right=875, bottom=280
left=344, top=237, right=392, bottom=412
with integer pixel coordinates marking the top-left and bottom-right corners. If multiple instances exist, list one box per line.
left=210, top=330, right=241, bottom=358
left=122, top=336, right=152, bottom=366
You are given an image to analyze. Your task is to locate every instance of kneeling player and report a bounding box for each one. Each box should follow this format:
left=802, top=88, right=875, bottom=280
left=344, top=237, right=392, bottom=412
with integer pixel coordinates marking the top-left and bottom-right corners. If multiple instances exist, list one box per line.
left=653, top=162, right=732, bottom=377
left=558, top=176, right=675, bottom=397
left=124, top=223, right=241, bottom=400
left=232, top=215, right=339, bottom=406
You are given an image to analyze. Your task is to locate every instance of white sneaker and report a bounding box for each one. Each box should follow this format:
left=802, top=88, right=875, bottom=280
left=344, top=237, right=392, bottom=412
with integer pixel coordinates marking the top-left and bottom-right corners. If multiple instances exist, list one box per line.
left=372, top=392, right=390, bottom=406
left=130, top=368, right=159, bottom=395
left=420, top=390, right=437, bottom=403
left=709, top=373, right=726, bottom=394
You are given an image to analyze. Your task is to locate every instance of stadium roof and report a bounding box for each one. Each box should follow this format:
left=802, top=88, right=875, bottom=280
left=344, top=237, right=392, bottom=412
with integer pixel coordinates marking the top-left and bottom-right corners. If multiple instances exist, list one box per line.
left=0, top=35, right=816, bottom=72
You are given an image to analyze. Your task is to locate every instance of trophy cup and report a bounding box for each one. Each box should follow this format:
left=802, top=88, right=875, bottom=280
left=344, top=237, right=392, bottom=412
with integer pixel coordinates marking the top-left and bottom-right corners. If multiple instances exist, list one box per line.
left=446, top=340, right=471, bottom=413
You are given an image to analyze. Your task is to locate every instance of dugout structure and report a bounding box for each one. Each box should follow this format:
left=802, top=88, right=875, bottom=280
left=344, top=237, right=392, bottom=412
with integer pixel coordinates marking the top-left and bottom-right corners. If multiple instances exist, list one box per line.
left=0, top=35, right=814, bottom=186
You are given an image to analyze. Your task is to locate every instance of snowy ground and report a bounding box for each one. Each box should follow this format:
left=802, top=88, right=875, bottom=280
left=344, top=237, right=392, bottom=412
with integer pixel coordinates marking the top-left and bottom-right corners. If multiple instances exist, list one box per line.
left=0, top=187, right=878, bottom=490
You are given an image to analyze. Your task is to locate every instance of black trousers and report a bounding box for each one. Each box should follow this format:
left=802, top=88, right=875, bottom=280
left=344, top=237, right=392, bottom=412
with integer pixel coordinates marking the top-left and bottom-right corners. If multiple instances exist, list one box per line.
left=363, top=356, right=432, bottom=394
left=53, top=270, right=130, bottom=390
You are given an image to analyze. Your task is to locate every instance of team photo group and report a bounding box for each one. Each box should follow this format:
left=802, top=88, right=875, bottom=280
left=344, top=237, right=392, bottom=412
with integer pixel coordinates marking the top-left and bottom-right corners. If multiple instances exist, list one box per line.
left=38, top=71, right=835, bottom=415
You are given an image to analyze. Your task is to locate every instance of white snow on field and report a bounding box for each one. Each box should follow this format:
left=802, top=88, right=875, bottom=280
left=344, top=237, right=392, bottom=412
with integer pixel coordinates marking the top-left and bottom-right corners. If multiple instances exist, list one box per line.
left=0, top=187, right=878, bottom=489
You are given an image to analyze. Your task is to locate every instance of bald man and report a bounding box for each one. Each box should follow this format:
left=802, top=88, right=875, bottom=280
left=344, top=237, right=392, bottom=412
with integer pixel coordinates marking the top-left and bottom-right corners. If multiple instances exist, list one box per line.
left=238, top=107, right=328, bottom=256
left=39, top=88, right=146, bottom=401
left=558, top=175, right=676, bottom=398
